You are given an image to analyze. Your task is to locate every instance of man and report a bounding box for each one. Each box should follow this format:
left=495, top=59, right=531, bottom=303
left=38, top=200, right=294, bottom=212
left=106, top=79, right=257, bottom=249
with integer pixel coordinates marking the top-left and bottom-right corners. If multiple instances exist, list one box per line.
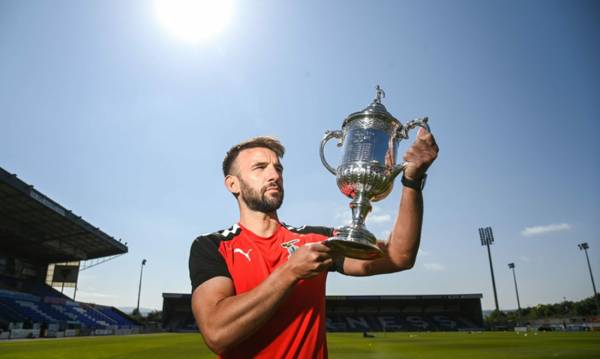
left=189, top=132, right=438, bottom=358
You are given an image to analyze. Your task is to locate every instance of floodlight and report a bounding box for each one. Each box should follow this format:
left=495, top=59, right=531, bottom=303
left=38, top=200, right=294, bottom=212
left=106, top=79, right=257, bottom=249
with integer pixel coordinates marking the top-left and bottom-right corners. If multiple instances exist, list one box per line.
left=508, top=261, right=522, bottom=322
left=478, top=227, right=494, bottom=246
left=577, top=242, right=598, bottom=315
left=478, top=226, right=499, bottom=311
left=137, top=259, right=148, bottom=314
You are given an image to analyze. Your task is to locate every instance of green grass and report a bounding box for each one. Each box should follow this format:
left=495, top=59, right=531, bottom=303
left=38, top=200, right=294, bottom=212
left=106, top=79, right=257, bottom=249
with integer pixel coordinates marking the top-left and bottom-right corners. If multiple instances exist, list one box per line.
left=0, top=331, right=599, bottom=358
left=328, top=332, right=600, bottom=359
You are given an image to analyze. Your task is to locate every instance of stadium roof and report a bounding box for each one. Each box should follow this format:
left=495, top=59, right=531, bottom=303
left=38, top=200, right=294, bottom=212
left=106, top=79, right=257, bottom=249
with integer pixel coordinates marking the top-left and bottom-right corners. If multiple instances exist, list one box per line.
left=0, top=166, right=128, bottom=263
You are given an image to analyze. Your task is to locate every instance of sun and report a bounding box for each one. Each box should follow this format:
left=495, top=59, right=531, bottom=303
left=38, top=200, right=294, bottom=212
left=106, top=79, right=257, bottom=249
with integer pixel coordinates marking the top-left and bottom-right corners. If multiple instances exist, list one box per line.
left=154, top=0, right=234, bottom=44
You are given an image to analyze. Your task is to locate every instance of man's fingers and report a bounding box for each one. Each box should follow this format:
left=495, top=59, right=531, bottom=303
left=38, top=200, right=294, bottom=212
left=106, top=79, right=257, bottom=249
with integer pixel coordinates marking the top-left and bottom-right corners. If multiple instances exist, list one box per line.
left=424, top=132, right=438, bottom=149
left=413, top=131, right=439, bottom=154
left=305, top=242, right=331, bottom=253
left=305, top=246, right=332, bottom=261
left=424, top=133, right=437, bottom=150
left=311, top=258, right=333, bottom=273
left=294, top=243, right=332, bottom=263
left=315, top=252, right=332, bottom=262
left=417, top=131, right=433, bottom=145
left=319, top=258, right=333, bottom=269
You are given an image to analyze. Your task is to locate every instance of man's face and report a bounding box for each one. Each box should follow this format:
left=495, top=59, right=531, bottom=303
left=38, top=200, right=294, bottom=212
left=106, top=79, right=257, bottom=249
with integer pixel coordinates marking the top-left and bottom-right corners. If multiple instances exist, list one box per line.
left=232, top=147, right=284, bottom=213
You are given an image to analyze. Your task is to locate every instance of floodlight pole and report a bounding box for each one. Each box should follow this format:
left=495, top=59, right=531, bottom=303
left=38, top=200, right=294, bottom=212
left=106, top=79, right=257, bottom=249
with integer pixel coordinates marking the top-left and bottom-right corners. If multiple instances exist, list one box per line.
left=479, top=227, right=499, bottom=312
left=508, top=263, right=521, bottom=324
left=73, top=280, right=78, bottom=301
left=578, top=243, right=599, bottom=315
left=136, top=259, right=147, bottom=315
left=486, top=242, right=499, bottom=312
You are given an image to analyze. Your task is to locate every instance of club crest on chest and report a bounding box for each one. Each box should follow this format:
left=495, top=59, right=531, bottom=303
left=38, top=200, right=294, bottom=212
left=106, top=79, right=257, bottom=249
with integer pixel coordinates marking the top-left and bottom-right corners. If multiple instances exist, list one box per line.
left=281, top=239, right=300, bottom=257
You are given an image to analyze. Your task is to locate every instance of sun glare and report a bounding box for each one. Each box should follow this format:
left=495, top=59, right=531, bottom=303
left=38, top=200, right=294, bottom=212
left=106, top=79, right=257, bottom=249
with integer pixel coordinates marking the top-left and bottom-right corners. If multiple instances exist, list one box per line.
left=154, top=0, right=234, bottom=44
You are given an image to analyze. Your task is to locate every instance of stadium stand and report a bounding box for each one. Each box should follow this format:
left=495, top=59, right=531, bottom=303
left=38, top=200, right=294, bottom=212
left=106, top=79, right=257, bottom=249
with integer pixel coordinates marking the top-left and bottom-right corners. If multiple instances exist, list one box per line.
left=0, top=166, right=135, bottom=339
left=161, top=293, right=485, bottom=332
left=326, top=295, right=483, bottom=332
left=162, top=293, right=197, bottom=332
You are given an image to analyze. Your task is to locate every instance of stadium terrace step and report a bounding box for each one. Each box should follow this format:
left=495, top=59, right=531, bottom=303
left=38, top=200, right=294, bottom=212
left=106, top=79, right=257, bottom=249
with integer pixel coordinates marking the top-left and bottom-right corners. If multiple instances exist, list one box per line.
left=97, top=306, right=135, bottom=327
left=15, top=300, right=58, bottom=323
left=0, top=289, right=40, bottom=301
left=0, top=301, right=25, bottom=322
left=0, top=288, right=136, bottom=330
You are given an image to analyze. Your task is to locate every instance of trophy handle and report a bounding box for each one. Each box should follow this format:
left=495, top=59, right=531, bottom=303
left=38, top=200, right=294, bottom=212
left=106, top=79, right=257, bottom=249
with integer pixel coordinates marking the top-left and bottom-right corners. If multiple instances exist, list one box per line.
left=392, top=117, right=430, bottom=178
left=320, top=130, right=343, bottom=176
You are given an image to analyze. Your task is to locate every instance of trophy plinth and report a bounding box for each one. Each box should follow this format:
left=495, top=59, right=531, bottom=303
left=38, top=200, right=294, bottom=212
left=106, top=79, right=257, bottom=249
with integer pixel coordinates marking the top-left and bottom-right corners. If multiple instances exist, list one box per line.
left=319, top=86, right=430, bottom=260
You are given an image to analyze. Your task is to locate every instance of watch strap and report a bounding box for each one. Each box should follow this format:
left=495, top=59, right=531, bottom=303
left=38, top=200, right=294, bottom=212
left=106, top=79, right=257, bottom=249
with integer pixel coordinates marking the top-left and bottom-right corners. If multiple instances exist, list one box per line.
left=401, top=174, right=427, bottom=191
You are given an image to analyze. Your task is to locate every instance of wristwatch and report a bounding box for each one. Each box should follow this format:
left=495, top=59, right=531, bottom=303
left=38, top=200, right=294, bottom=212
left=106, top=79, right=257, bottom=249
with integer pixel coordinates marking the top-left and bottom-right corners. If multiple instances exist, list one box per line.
left=401, top=174, right=427, bottom=191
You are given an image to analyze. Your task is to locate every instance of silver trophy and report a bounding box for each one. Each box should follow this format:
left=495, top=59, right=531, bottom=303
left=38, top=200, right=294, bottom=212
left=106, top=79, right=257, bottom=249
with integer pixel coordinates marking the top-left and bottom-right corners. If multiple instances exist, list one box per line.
left=319, top=86, right=430, bottom=259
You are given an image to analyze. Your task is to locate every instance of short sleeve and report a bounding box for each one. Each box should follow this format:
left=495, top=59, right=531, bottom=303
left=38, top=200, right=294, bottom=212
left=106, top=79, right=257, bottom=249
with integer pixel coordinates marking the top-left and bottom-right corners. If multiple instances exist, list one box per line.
left=188, top=235, right=232, bottom=293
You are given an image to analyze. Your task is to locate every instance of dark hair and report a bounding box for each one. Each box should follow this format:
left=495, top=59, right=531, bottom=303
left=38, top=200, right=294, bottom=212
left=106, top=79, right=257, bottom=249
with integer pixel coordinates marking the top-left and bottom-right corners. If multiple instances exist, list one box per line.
left=222, top=136, right=285, bottom=176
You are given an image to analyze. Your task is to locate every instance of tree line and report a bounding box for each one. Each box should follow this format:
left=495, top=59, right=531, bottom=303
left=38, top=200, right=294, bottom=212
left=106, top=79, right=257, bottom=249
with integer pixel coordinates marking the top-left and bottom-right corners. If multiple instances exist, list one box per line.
left=486, top=294, right=599, bottom=327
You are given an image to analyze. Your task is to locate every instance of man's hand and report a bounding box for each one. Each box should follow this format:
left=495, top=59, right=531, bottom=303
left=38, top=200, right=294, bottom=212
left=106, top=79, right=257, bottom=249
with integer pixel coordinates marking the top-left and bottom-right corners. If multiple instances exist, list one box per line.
left=284, top=243, right=333, bottom=280
left=403, top=128, right=439, bottom=180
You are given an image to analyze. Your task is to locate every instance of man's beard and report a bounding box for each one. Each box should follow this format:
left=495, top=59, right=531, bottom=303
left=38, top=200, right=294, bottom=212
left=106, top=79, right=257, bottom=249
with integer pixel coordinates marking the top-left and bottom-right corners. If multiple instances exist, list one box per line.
left=239, top=178, right=284, bottom=213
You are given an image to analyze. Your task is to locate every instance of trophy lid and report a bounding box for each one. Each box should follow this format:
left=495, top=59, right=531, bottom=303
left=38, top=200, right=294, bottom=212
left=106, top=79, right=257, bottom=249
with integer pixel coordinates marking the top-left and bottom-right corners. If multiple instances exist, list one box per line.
left=343, top=85, right=401, bottom=128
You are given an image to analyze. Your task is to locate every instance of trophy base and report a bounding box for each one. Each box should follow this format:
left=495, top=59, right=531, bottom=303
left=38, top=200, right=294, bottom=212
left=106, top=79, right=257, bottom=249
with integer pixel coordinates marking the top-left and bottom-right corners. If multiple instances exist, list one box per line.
left=325, top=226, right=384, bottom=260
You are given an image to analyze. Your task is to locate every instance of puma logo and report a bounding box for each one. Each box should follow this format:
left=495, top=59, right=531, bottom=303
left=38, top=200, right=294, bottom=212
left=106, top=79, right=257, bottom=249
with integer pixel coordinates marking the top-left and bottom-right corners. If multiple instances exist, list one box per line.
left=233, top=248, right=252, bottom=262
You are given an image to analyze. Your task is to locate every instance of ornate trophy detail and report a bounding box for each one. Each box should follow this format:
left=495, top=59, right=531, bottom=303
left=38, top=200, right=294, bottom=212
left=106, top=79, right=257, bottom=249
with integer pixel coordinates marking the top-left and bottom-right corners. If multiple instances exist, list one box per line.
left=319, top=85, right=430, bottom=260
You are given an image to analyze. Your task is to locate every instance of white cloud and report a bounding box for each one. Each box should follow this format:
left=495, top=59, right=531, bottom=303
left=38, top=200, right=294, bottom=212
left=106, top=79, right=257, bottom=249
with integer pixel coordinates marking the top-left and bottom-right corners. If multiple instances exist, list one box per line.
left=369, top=213, right=392, bottom=224
left=521, top=223, right=571, bottom=237
left=334, top=208, right=352, bottom=226
left=423, top=262, right=446, bottom=271
left=333, top=205, right=392, bottom=226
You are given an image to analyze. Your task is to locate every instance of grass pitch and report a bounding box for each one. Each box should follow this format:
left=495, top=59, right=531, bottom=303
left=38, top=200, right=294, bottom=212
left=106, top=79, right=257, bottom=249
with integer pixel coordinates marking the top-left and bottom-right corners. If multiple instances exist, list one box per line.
left=1, top=331, right=599, bottom=358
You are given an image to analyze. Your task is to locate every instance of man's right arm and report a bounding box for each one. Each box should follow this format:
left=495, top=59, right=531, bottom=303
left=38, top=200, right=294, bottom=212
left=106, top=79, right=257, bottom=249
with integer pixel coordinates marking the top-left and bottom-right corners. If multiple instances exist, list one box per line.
left=191, top=242, right=332, bottom=354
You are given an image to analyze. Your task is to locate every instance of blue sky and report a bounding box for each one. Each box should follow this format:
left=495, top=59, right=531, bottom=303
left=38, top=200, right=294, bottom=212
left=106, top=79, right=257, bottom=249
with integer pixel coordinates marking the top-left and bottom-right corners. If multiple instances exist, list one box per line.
left=1, top=0, right=598, bottom=311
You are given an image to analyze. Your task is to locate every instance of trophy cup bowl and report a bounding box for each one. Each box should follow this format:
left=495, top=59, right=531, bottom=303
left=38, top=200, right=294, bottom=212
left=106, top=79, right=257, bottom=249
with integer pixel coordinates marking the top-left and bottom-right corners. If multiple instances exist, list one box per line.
left=319, top=86, right=430, bottom=260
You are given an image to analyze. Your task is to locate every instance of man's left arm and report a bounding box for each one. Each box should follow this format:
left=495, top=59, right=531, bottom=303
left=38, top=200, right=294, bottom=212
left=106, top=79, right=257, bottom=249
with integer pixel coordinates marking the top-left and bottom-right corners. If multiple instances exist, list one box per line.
left=341, top=128, right=438, bottom=276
